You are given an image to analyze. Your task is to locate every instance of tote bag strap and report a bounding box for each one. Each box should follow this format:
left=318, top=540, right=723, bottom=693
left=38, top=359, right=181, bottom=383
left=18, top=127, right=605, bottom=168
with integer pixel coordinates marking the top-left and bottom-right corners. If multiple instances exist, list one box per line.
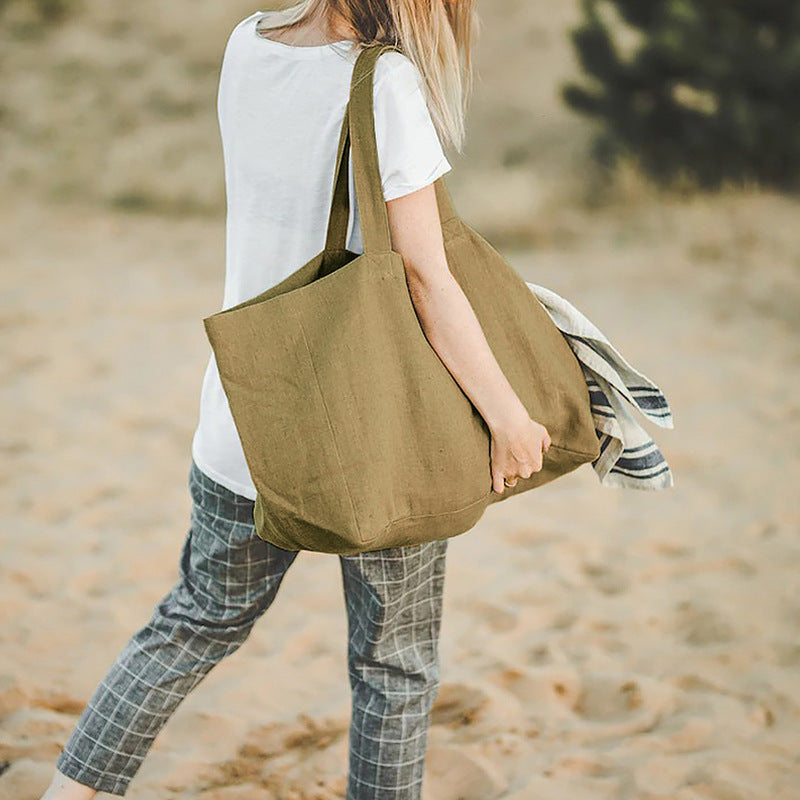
left=324, top=43, right=458, bottom=254
left=324, top=90, right=355, bottom=253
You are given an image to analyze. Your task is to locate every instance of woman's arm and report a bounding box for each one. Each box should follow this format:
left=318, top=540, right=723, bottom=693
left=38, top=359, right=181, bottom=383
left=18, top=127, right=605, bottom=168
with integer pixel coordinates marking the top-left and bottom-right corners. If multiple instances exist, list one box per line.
left=385, top=182, right=551, bottom=492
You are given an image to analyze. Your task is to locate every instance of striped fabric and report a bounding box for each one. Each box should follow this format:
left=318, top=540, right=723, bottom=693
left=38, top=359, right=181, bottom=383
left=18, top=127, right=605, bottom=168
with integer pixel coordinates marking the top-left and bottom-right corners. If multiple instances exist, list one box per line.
left=526, top=282, right=675, bottom=491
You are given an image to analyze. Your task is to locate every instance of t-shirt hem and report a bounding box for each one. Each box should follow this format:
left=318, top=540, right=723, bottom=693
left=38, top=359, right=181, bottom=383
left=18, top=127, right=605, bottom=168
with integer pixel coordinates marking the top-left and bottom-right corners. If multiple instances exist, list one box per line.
left=191, top=440, right=258, bottom=501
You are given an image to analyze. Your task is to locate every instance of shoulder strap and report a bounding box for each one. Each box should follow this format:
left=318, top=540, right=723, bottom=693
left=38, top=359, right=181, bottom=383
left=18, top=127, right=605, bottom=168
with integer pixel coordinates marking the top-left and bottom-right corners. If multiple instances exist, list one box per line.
left=324, top=43, right=458, bottom=254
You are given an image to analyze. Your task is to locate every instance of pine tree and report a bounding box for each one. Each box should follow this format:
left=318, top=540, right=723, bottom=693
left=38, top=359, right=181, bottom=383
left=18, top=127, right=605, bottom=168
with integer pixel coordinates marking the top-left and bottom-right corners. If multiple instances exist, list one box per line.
left=562, top=0, right=800, bottom=191
left=0, top=0, right=71, bottom=26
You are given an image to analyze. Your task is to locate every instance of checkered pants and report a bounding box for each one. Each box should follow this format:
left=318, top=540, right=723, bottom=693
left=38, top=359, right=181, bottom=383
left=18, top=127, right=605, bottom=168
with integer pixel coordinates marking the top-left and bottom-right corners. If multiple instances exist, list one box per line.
left=56, top=459, right=449, bottom=798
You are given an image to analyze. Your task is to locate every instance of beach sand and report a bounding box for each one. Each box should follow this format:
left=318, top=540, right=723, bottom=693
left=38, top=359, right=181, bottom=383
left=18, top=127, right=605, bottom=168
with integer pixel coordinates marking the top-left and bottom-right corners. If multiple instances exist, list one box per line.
left=1, top=188, right=798, bottom=799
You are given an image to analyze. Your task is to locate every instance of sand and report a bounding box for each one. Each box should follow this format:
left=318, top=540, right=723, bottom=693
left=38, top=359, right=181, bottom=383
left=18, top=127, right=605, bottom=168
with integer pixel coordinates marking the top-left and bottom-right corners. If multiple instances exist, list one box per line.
left=2, top=187, right=798, bottom=799
left=1, top=0, right=799, bottom=797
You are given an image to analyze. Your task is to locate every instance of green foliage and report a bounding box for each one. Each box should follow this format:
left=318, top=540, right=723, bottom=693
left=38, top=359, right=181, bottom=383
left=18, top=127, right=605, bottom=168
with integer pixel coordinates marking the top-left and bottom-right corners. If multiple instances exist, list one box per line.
left=0, top=0, right=74, bottom=31
left=562, top=0, right=800, bottom=191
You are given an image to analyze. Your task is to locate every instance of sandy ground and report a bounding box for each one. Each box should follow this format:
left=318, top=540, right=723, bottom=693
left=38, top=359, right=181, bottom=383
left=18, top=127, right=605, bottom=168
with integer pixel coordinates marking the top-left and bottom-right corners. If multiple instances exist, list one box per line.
left=1, top=186, right=798, bottom=799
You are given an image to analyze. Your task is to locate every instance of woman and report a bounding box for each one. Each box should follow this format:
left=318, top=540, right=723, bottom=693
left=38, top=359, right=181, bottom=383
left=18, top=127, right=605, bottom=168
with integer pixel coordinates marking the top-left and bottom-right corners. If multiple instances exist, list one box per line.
left=42, top=2, right=551, bottom=798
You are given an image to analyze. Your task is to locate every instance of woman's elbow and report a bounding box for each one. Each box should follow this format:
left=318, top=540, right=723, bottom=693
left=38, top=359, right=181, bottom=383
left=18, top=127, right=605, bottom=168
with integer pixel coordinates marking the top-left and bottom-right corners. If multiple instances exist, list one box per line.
left=386, top=184, right=452, bottom=290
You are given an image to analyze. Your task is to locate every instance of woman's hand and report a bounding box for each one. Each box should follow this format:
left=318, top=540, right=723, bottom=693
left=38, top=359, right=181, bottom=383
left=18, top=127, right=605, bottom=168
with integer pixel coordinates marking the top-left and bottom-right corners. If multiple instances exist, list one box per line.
left=489, top=409, right=551, bottom=493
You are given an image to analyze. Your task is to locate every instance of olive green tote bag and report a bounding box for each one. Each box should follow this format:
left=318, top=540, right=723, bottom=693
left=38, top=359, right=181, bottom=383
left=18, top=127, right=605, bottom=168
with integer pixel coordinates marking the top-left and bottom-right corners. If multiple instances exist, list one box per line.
left=203, top=43, right=600, bottom=555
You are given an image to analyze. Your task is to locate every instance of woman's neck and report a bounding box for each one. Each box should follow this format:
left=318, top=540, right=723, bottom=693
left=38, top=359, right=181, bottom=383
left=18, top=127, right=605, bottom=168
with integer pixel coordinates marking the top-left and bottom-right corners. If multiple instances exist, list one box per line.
left=257, top=11, right=357, bottom=46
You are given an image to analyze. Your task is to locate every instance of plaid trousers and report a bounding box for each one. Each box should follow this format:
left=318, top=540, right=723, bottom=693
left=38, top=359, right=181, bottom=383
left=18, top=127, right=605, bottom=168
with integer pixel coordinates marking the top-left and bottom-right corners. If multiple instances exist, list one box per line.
left=55, top=459, right=449, bottom=798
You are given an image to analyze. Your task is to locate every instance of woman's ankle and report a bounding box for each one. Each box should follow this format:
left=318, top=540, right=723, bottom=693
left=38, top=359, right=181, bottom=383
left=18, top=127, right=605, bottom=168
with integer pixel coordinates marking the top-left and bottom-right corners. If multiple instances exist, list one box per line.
left=40, top=767, right=98, bottom=800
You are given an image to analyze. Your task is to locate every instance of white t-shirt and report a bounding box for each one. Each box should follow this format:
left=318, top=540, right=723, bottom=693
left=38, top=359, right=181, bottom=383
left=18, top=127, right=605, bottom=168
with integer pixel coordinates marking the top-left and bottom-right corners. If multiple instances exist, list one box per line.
left=190, top=11, right=453, bottom=500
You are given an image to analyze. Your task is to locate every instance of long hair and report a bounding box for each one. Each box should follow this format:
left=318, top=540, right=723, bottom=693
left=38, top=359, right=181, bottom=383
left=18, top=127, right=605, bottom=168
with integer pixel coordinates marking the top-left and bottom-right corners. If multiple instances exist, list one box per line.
left=256, top=0, right=480, bottom=153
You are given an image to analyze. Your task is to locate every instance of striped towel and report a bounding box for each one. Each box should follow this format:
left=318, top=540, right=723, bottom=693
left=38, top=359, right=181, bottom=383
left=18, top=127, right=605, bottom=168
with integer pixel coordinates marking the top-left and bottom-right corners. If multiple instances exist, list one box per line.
left=526, top=282, right=675, bottom=491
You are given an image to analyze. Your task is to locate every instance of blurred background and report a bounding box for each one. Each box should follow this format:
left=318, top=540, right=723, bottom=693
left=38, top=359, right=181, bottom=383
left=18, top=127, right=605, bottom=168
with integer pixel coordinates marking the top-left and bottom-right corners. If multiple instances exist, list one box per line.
left=1, top=1, right=798, bottom=798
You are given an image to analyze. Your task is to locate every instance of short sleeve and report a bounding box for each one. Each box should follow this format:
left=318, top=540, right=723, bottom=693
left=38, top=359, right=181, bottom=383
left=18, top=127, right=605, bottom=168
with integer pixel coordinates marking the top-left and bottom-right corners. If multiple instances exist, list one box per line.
left=372, top=52, right=452, bottom=201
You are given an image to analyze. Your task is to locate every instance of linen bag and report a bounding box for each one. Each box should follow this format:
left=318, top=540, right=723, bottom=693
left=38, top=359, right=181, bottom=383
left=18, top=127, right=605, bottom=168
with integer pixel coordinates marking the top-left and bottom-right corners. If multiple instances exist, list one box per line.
left=203, top=43, right=601, bottom=555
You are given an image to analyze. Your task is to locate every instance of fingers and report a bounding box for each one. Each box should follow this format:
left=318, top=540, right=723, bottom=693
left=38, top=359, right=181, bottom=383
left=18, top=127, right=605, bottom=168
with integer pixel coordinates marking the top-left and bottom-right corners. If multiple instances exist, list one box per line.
left=492, top=462, right=524, bottom=493
left=518, top=460, right=540, bottom=480
left=501, top=451, right=545, bottom=487
left=521, top=443, right=547, bottom=477
left=491, top=424, right=552, bottom=493
left=540, top=423, right=552, bottom=453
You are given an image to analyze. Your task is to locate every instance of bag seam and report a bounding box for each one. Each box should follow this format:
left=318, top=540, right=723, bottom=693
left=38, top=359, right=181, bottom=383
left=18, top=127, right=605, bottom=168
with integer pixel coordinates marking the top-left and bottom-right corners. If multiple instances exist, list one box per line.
left=295, top=315, right=363, bottom=543
left=381, top=487, right=493, bottom=531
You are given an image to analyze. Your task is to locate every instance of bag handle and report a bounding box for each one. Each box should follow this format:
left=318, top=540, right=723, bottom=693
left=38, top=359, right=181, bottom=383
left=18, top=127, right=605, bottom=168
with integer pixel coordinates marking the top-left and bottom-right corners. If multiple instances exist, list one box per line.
left=323, top=81, right=360, bottom=253
left=324, top=43, right=458, bottom=254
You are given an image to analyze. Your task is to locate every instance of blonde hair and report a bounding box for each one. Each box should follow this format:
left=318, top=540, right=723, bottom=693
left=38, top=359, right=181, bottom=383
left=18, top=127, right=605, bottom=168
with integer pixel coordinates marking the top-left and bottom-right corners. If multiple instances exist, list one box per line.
left=256, top=0, right=480, bottom=153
